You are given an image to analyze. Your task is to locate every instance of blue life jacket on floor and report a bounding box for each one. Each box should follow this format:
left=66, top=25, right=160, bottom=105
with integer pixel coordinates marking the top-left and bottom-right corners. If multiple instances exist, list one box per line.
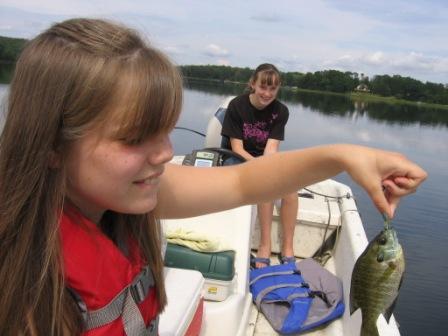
left=249, top=258, right=345, bottom=335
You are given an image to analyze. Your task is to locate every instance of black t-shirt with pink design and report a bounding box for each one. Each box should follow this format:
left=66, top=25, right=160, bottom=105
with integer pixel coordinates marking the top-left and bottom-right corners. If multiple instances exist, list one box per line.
left=221, top=94, right=289, bottom=157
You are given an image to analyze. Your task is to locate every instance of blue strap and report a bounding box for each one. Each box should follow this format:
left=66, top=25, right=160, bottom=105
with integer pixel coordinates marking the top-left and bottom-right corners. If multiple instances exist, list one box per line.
left=254, top=283, right=311, bottom=309
left=249, top=269, right=298, bottom=286
left=281, top=298, right=312, bottom=334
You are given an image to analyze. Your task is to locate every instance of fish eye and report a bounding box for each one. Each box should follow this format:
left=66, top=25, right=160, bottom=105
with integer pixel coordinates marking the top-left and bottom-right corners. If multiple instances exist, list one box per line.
left=377, top=253, right=384, bottom=263
left=378, top=236, right=387, bottom=245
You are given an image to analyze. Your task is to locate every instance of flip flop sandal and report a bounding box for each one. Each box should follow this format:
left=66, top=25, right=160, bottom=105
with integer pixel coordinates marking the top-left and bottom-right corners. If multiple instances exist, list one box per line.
left=279, top=255, right=296, bottom=264
left=250, top=254, right=271, bottom=269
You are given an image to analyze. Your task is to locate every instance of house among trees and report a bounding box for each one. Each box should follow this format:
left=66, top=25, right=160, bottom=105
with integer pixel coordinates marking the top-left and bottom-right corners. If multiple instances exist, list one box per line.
left=354, top=83, right=370, bottom=92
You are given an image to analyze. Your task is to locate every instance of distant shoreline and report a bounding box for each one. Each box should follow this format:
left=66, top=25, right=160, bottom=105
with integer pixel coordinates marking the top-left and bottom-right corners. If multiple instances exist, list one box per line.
left=349, top=92, right=448, bottom=110
left=185, top=77, right=448, bottom=110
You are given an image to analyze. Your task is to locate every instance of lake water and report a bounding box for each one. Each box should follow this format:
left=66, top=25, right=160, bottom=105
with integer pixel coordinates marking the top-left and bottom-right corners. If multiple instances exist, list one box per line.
left=172, top=83, right=448, bottom=336
left=1, top=82, right=447, bottom=335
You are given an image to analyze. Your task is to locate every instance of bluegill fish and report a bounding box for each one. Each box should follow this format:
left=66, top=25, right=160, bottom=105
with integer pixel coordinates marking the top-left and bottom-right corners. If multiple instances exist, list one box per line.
left=350, top=227, right=405, bottom=336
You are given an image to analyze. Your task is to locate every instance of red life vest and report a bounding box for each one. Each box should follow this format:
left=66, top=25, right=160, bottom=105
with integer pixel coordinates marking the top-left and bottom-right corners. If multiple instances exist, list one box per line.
left=60, top=207, right=159, bottom=335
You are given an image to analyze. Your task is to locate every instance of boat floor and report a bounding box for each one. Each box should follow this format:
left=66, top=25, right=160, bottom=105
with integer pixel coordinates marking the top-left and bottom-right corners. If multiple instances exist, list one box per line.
left=246, top=253, right=344, bottom=336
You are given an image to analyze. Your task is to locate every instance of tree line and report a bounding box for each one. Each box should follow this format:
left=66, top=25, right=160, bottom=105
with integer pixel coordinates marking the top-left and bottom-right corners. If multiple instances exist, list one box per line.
left=185, top=79, right=448, bottom=127
left=0, top=36, right=27, bottom=63
left=181, top=65, right=448, bottom=106
left=1, top=35, right=447, bottom=106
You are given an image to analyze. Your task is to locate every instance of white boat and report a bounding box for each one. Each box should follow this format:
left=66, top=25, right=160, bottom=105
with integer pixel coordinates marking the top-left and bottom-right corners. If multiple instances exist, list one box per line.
left=159, top=97, right=401, bottom=336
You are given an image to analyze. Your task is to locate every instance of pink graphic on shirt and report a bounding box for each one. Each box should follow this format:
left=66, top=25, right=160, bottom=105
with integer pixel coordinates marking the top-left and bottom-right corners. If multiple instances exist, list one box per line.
left=243, top=121, right=269, bottom=143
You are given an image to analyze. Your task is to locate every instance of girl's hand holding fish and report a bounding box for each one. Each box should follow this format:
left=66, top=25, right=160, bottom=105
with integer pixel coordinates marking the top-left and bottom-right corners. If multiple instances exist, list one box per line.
left=339, top=145, right=427, bottom=219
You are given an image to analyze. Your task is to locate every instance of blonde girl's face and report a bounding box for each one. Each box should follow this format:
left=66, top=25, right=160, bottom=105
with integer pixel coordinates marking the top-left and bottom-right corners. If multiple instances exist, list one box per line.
left=65, top=121, right=173, bottom=223
left=250, top=77, right=280, bottom=109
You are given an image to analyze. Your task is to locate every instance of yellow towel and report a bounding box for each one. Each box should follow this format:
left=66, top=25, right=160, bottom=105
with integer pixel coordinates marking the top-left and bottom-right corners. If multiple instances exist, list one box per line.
left=165, top=228, right=233, bottom=252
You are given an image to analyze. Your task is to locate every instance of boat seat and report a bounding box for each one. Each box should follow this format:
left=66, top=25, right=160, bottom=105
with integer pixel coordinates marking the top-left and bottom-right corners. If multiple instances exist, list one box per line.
left=204, top=97, right=234, bottom=149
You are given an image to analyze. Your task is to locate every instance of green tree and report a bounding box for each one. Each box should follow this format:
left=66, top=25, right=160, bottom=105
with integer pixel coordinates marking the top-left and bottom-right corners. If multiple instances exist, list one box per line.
left=0, top=36, right=27, bottom=62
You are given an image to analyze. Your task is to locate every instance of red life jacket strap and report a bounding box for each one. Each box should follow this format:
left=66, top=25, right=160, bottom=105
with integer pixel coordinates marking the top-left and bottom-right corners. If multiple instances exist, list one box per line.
left=69, top=266, right=158, bottom=335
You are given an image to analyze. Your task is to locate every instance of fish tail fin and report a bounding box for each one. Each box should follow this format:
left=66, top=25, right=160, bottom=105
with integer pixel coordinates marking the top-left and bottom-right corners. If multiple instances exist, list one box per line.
left=360, top=319, right=380, bottom=336
left=360, top=312, right=380, bottom=336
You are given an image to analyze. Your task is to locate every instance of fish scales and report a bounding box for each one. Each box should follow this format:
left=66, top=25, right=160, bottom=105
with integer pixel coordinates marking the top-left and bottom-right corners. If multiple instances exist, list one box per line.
left=350, top=227, right=405, bottom=336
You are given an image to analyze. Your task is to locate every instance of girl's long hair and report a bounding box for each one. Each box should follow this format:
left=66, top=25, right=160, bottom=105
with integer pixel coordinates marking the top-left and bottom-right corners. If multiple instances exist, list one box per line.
left=0, top=18, right=182, bottom=335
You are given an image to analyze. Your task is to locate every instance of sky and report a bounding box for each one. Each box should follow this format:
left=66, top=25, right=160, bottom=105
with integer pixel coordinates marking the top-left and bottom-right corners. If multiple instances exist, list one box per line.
left=1, top=0, right=447, bottom=84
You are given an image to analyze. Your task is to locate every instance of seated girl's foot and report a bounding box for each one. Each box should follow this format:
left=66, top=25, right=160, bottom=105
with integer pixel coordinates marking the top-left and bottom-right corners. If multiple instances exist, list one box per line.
left=279, top=247, right=296, bottom=264
left=279, top=254, right=296, bottom=264
left=250, top=256, right=270, bottom=269
left=254, top=246, right=271, bottom=269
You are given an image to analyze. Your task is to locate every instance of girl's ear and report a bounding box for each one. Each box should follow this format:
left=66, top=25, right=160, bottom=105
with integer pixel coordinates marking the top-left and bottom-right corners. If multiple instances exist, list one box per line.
left=48, top=150, right=61, bottom=169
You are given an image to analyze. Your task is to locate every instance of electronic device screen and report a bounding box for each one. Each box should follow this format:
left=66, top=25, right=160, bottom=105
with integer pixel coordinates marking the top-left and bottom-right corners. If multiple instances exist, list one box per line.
left=182, top=149, right=220, bottom=167
left=194, top=158, right=214, bottom=167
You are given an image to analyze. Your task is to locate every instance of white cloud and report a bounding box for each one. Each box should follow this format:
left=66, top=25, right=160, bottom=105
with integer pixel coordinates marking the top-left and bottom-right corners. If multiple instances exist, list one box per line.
left=367, top=52, right=386, bottom=65
left=324, top=51, right=448, bottom=82
left=204, top=44, right=229, bottom=58
left=0, top=24, right=13, bottom=31
left=161, top=45, right=184, bottom=57
left=433, top=58, right=448, bottom=73
left=217, top=59, right=230, bottom=66
left=0, top=0, right=447, bottom=83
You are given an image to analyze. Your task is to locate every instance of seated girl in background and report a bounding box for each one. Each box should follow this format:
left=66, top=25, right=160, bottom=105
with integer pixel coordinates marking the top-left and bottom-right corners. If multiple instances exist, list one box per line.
left=0, top=18, right=427, bottom=335
left=221, top=63, right=298, bottom=268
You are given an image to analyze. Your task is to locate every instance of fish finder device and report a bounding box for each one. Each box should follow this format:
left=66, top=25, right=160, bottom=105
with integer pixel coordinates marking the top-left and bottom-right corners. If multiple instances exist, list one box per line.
left=182, top=149, right=221, bottom=167
left=182, top=147, right=246, bottom=167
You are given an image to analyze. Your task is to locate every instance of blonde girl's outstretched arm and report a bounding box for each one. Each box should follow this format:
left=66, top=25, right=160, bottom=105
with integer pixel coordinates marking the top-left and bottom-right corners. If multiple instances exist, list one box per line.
left=155, top=144, right=427, bottom=220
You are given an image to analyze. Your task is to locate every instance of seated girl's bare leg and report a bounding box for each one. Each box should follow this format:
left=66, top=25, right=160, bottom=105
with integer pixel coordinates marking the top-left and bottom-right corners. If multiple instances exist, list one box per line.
left=256, top=201, right=274, bottom=268
left=280, top=192, right=298, bottom=259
